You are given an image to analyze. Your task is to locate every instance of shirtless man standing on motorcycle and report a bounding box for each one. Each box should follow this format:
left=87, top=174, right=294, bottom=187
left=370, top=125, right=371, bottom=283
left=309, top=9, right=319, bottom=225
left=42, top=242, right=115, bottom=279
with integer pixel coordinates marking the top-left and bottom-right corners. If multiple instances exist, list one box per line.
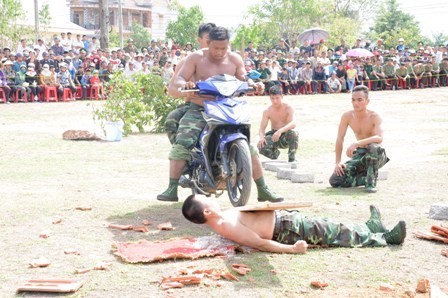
left=157, top=26, right=283, bottom=203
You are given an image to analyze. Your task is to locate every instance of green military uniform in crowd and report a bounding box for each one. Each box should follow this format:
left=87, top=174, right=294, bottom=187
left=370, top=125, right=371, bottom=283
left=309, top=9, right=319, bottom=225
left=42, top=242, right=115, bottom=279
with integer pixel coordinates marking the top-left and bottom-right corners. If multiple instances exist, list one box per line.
left=423, top=62, right=433, bottom=86
left=371, top=64, right=386, bottom=91
left=259, top=129, right=299, bottom=162
left=439, top=60, right=448, bottom=86
left=382, top=64, right=395, bottom=77
left=329, top=143, right=389, bottom=192
left=364, top=63, right=373, bottom=78
left=432, top=62, right=440, bottom=86
left=382, top=64, right=396, bottom=88
left=165, top=102, right=191, bottom=144
left=273, top=208, right=404, bottom=247
left=395, top=66, right=410, bottom=89
left=277, top=57, right=287, bottom=68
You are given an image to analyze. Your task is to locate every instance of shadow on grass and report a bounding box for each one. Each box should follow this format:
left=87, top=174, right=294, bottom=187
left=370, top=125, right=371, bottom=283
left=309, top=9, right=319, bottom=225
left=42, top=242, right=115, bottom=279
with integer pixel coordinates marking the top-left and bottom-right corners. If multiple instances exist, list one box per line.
left=106, top=202, right=283, bottom=289
left=315, top=186, right=371, bottom=197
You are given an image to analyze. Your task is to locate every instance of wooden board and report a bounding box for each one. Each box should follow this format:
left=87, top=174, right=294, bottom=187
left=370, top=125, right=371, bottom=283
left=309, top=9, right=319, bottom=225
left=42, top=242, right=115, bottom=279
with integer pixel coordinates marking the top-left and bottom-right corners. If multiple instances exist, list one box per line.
left=17, top=279, right=84, bottom=293
left=235, top=201, right=313, bottom=212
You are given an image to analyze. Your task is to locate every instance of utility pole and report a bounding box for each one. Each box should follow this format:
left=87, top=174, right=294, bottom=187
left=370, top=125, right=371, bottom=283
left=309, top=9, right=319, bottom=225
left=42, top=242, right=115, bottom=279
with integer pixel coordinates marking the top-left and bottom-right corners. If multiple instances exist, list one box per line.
left=34, top=0, right=39, bottom=43
left=118, top=0, right=123, bottom=48
left=99, top=0, right=109, bottom=49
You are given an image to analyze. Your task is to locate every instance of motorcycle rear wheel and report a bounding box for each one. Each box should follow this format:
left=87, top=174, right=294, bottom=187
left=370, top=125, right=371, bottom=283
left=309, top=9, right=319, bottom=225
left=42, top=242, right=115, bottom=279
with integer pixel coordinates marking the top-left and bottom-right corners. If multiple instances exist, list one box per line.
left=227, top=139, right=252, bottom=206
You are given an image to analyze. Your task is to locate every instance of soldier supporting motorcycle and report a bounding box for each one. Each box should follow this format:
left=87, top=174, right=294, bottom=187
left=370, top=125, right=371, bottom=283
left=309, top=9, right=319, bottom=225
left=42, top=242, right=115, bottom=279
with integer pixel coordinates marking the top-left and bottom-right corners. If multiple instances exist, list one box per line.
left=157, top=26, right=284, bottom=203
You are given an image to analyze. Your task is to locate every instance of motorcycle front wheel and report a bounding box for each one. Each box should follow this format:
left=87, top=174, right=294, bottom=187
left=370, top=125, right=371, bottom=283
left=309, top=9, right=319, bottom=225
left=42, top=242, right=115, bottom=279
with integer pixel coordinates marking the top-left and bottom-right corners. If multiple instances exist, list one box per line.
left=226, top=139, right=252, bottom=207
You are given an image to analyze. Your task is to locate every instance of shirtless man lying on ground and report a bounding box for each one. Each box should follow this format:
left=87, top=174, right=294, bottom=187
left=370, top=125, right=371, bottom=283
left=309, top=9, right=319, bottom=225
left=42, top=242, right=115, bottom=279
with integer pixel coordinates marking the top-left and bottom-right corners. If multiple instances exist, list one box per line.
left=182, top=195, right=406, bottom=254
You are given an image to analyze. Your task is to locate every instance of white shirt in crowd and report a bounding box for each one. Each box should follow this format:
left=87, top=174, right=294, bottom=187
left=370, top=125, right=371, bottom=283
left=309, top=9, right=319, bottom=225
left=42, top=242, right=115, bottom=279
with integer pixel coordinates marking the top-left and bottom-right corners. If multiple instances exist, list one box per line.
left=61, top=38, right=72, bottom=51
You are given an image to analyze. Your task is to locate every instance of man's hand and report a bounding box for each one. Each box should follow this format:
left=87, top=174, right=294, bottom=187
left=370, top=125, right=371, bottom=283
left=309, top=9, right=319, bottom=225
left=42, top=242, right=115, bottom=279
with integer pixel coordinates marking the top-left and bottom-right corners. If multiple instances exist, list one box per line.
left=334, top=163, right=346, bottom=176
left=254, top=82, right=264, bottom=94
left=292, top=240, right=308, bottom=254
left=257, top=137, right=266, bottom=149
left=271, top=131, right=282, bottom=142
left=346, top=142, right=358, bottom=157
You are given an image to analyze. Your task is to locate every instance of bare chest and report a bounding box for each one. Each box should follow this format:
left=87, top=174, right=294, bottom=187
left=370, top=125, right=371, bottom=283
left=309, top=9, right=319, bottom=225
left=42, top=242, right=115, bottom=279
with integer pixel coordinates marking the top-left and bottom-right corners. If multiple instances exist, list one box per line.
left=195, top=57, right=238, bottom=81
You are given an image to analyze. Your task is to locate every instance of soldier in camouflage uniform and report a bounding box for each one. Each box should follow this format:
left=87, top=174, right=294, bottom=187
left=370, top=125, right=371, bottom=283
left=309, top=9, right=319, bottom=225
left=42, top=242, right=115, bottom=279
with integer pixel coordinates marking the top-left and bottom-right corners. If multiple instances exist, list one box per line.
left=258, top=85, right=298, bottom=162
left=330, top=85, right=388, bottom=193
left=182, top=195, right=407, bottom=254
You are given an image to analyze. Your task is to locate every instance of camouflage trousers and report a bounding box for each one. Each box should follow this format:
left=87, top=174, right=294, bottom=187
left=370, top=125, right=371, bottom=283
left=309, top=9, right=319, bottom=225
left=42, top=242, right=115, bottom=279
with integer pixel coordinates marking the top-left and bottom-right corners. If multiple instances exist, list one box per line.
left=169, top=103, right=207, bottom=161
left=329, top=143, right=389, bottom=189
left=165, top=102, right=191, bottom=144
left=259, top=130, right=299, bottom=162
left=273, top=210, right=387, bottom=247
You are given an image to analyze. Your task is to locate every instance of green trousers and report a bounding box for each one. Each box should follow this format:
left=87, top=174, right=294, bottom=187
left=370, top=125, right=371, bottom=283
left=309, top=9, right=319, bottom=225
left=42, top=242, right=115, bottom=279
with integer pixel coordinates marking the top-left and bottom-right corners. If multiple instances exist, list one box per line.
left=273, top=210, right=387, bottom=247
left=259, top=129, right=299, bottom=162
left=329, top=143, right=389, bottom=189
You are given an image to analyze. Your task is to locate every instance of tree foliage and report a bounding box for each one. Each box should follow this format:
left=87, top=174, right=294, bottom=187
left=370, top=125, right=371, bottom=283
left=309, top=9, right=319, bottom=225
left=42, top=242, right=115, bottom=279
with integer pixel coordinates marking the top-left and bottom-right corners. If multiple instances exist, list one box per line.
left=165, top=5, right=204, bottom=47
left=93, top=72, right=182, bottom=135
left=38, top=2, right=52, bottom=31
left=369, top=0, right=423, bottom=49
left=0, top=0, right=28, bottom=45
left=130, top=22, right=151, bottom=50
left=248, top=0, right=328, bottom=42
left=333, top=0, right=378, bottom=21
left=231, top=24, right=272, bottom=51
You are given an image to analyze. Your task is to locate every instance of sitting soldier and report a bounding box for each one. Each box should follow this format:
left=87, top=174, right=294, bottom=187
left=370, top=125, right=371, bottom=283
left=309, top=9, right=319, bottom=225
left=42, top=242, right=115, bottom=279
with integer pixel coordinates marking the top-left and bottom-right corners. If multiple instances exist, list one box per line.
left=329, top=85, right=389, bottom=193
left=257, top=85, right=299, bottom=163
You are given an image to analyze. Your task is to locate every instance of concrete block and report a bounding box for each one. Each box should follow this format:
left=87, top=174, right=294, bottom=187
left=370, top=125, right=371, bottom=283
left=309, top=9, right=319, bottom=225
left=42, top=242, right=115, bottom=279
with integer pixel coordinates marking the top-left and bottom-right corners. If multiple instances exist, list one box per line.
left=277, top=168, right=298, bottom=180
left=262, top=160, right=288, bottom=167
left=428, top=204, right=448, bottom=220
left=291, top=172, right=315, bottom=183
left=265, top=163, right=291, bottom=172
left=377, top=171, right=388, bottom=181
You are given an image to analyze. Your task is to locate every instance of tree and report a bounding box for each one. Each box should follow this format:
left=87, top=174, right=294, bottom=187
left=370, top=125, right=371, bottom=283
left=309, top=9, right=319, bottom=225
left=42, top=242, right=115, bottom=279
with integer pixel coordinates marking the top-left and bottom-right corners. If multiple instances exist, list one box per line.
left=130, top=22, right=151, bottom=51
left=38, top=2, right=52, bottom=33
left=0, top=0, right=27, bottom=46
left=333, top=0, right=378, bottom=22
left=369, top=0, right=424, bottom=49
left=248, top=0, right=328, bottom=43
left=432, top=33, right=448, bottom=47
left=231, top=24, right=272, bottom=51
left=165, top=5, right=204, bottom=48
left=98, top=0, right=109, bottom=50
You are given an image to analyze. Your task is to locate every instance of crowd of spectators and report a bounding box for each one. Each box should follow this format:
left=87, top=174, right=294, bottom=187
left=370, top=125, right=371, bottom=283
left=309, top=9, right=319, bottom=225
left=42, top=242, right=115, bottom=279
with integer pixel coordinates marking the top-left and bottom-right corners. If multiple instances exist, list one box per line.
left=0, top=33, right=183, bottom=103
left=1, top=33, right=447, bottom=103
left=242, top=37, right=448, bottom=95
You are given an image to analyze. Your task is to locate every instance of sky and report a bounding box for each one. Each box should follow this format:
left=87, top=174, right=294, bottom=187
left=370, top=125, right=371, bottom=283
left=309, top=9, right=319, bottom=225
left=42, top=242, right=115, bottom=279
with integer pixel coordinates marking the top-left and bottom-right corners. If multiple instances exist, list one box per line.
left=179, top=0, right=448, bottom=38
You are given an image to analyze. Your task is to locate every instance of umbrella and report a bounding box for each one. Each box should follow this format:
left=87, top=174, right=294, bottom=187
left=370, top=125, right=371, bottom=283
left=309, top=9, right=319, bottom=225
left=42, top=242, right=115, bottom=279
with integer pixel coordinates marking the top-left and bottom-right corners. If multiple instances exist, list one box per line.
left=298, top=28, right=329, bottom=45
left=346, top=48, right=374, bottom=58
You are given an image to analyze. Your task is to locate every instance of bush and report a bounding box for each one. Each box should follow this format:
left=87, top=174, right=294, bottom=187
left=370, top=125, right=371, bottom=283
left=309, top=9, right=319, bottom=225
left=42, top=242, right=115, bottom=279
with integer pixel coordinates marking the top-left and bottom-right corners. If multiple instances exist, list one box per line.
left=93, top=71, right=183, bottom=135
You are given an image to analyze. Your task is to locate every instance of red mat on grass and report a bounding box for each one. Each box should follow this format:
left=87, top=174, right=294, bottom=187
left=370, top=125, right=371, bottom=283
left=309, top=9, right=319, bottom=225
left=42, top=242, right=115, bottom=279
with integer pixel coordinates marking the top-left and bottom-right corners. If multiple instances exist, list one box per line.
left=112, top=236, right=240, bottom=263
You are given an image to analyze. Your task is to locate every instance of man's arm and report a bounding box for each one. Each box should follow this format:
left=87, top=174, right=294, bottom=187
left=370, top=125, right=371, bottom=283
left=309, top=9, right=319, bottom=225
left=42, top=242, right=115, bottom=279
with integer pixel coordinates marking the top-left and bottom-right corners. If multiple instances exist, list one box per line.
left=257, top=110, right=270, bottom=149
left=334, top=112, right=349, bottom=176
left=167, top=53, right=198, bottom=98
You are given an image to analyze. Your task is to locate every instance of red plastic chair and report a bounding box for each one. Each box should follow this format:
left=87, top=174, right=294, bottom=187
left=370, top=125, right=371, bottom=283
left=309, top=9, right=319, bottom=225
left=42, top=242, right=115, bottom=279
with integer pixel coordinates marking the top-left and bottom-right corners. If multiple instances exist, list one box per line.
left=13, top=89, right=28, bottom=103
left=0, top=89, right=7, bottom=103
left=88, top=85, right=100, bottom=100
left=62, top=88, right=73, bottom=102
left=44, top=86, right=58, bottom=102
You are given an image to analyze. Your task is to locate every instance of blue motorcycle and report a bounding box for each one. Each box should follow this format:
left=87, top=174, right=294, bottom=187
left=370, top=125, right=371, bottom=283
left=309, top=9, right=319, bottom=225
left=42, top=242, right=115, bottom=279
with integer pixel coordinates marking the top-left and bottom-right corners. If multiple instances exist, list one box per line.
left=179, top=74, right=252, bottom=206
